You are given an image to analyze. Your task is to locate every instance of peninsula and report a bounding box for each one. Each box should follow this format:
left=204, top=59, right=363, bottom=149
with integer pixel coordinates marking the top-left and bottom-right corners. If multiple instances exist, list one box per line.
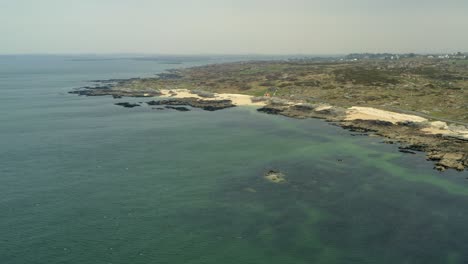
left=70, top=54, right=468, bottom=171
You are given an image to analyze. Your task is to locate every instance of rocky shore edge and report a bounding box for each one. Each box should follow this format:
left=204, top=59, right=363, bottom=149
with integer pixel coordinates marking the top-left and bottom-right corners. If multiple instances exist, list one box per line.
left=69, top=85, right=467, bottom=172
left=147, top=98, right=235, bottom=111
left=256, top=99, right=467, bottom=172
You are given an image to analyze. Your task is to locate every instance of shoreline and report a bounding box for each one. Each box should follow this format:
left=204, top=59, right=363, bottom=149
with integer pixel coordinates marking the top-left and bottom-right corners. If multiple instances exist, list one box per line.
left=162, top=89, right=467, bottom=142
left=70, top=85, right=467, bottom=172
left=253, top=97, right=467, bottom=172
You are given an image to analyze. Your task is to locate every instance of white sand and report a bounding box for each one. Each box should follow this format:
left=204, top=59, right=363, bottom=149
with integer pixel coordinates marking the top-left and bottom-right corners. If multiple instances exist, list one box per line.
left=346, top=106, right=468, bottom=139
left=159, top=89, right=266, bottom=106
left=345, top=106, right=428, bottom=124
left=156, top=91, right=468, bottom=140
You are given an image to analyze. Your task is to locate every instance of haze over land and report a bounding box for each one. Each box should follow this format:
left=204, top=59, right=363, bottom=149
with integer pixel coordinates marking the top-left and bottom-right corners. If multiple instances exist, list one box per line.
left=1, top=0, right=467, bottom=55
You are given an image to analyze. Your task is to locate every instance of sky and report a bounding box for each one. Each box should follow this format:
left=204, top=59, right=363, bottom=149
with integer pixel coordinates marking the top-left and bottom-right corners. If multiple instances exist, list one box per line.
left=1, top=0, right=467, bottom=55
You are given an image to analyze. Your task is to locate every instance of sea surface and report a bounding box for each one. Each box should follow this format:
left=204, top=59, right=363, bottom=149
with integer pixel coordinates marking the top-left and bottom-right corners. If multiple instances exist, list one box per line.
left=1, top=55, right=468, bottom=264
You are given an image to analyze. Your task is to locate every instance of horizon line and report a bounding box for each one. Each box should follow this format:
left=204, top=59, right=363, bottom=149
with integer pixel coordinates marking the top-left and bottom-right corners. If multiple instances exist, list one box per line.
left=1, top=51, right=466, bottom=57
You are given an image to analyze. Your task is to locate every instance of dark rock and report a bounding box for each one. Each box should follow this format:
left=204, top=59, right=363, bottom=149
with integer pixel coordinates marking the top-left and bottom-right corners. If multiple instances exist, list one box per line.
left=257, top=106, right=286, bottom=115
left=147, top=98, right=235, bottom=111
left=399, top=149, right=417, bottom=154
left=165, top=106, right=190, bottom=111
left=350, top=133, right=368, bottom=136
left=115, top=102, right=140, bottom=108
left=399, top=144, right=427, bottom=152
left=90, top=78, right=140, bottom=84
left=69, top=87, right=161, bottom=98
left=355, top=119, right=394, bottom=126
left=339, top=124, right=377, bottom=133
left=397, top=121, right=428, bottom=128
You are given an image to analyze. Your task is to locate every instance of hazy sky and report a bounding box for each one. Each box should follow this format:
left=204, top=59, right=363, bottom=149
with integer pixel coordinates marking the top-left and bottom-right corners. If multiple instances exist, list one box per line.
left=1, top=0, right=467, bottom=54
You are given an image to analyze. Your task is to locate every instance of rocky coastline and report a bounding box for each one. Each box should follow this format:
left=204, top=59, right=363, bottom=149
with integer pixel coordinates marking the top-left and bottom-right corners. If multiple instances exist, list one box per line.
left=69, top=79, right=467, bottom=172
left=69, top=86, right=162, bottom=98
left=257, top=102, right=467, bottom=172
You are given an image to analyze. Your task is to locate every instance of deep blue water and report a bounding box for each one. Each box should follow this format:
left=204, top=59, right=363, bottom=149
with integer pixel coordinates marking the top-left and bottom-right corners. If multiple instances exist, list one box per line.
left=1, top=55, right=468, bottom=264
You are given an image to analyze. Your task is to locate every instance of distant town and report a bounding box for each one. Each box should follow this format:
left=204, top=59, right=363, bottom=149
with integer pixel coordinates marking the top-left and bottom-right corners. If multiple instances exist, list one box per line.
left=343, top=52, right=467, bottom=61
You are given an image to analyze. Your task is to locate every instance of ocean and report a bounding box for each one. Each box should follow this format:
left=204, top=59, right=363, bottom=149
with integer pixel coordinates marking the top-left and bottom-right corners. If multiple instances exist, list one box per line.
left=1, top=55, right=468, bottom=264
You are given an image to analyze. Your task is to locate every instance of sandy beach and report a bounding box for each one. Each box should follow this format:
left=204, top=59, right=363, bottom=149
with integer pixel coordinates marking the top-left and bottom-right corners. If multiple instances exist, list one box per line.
left=345, top=106, right=467, bottom=140
left=345, top=106, right=428, bottom=124
left=158, top=89, right=467, bottom=140
left=159, top=89, right=266, bottom=107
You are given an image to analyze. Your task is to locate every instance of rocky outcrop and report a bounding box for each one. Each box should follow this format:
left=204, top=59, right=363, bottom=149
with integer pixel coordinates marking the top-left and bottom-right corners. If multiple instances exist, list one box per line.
left=399, top=149, right=417, bottom=154
left=69, top=87, right=161, bottom=98
left=165, top=106, right=190, bottom=111
left=147, top=98, right=235, bottom=111
left=114, top=102, right=140, bottom=108
left=257, top=105, right=286, bottom=115
left=264, top=170, right=286, bottom=183
left=257, top=103, right=346, bottom=120
left=256, top=102, right=467, bottom=172
left=428, top=152, right=466, bottom=171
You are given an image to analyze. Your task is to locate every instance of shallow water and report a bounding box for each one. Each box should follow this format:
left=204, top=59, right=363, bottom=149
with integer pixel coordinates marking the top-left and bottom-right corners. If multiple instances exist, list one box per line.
left=1, top=55, right=467, bottom=264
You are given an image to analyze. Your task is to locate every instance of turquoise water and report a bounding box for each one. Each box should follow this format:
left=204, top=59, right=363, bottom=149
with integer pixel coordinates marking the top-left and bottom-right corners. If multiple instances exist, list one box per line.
left=1, top=55, right=468, bottom=264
